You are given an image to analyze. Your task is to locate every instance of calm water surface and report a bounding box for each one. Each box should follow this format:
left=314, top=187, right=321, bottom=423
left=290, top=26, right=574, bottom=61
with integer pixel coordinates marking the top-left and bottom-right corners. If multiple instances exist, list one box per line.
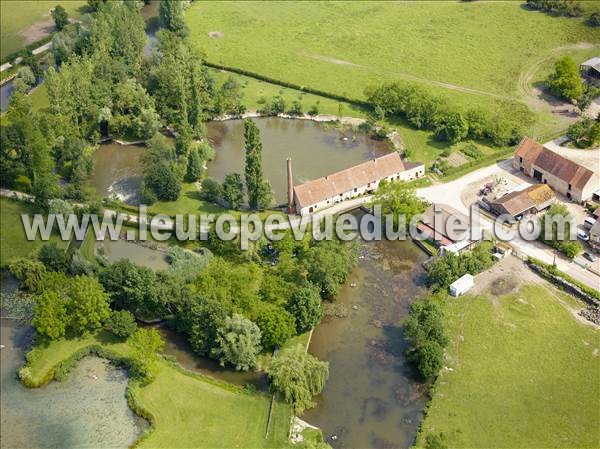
left=101, top=239, right=170, bottom=271
left=206, top=118, right=391, bottom=203
left=89, top=143, right=145, bottom=204
left=0, top=321, right=147, bottom=449
left=304, top=239, right=428, bottom=449
left=90, top=119, right=390, bottom=205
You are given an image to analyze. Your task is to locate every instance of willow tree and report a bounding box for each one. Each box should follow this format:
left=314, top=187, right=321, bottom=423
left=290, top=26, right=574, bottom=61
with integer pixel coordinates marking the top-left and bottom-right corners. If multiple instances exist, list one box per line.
left=244, top=119, right=272, bottom=209
left=267, top=344, right=329, bottom=414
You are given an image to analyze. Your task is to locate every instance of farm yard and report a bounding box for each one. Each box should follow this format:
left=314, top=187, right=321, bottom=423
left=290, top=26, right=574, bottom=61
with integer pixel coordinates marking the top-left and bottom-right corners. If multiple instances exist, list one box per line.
left=417, top=258, right=600, bottom=448
left=0, top=1, right=86, bottom=60
left=187, top=1, right=599, bottom=133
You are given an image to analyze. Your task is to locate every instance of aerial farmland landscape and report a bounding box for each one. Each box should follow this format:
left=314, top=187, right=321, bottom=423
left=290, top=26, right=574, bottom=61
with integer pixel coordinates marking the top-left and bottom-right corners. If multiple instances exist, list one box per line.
left=0, top=1, right=599, bottom=449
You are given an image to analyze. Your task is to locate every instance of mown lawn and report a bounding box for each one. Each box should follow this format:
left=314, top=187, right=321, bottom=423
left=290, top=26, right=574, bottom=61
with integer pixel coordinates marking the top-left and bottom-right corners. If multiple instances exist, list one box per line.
left=187, top=1, right=599, bottom=136
left=135, top=364, right=291, bottom=449
left=22, top=331, right=293, bottom=448
left=0, top=198, right=69, bottom=267
left=418, top=284, right=600, bottom=448
left=0, top=0, right=86, bottom=60
left=147, top=182, right=225, bottom=217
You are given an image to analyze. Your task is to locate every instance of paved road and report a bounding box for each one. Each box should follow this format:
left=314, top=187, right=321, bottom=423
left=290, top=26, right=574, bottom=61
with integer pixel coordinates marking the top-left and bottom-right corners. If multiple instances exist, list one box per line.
left=4, top=166, right=599, bottom=291
left=417, top=161, right=600, bottom=291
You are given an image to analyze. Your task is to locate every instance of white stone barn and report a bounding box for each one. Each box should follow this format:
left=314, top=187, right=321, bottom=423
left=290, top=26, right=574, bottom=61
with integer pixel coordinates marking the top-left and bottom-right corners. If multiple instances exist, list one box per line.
left=292, top=152, right=424, bottom=216
left=513, top=137, right=599, bottom=204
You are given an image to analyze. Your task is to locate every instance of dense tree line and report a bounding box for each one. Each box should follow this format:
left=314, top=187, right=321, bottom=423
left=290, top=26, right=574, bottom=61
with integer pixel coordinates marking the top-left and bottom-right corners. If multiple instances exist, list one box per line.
left=364, top=82, right=525, bottom=147
left=1, top=0, right=243, bottom=209
left=404, top=296, right=448, bottom=380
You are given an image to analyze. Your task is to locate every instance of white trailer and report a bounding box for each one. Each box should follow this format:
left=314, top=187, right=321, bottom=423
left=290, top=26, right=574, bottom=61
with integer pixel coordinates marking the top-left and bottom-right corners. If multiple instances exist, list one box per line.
left=449, top=273, right=474, bottom=297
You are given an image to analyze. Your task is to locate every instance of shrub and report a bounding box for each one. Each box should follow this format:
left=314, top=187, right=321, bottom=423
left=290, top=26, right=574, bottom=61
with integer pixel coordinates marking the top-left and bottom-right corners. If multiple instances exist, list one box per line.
left=404, top=297, right=448, bottom=380
left=460, top=143, right=483, bottom=160
left=287, top=100, right=303, bottom=116
left=38, top=243, right=69, bottom=272
left=8, top=258, right=47, bottom=292
left=589, top=11, right=600, bottom=26
left=200, top=177, right=224, bottom=203
left=106, top=310, right=138, bottom=339
left=51, top=5, right=69, bottom=31
left=166, top=246, right=212, bottom=282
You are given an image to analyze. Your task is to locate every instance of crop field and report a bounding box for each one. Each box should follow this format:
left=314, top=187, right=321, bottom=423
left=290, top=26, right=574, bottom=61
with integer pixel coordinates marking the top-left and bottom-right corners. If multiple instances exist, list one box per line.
left=0, top=1, right=86, bottom=60
left=188, top=1, right=599, bottom=137
left=418, top=284, right=600, bottom=448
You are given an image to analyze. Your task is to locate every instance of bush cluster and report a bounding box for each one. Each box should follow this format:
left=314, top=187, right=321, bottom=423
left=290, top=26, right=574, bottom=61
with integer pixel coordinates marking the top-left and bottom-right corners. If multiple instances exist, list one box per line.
left=364, top=82, right=524, bottom=146
left=404, top=297, right=448, bottom=380
left=525, top=0, right=584, bottom=18
left=425, top=242, right=495, bottom=291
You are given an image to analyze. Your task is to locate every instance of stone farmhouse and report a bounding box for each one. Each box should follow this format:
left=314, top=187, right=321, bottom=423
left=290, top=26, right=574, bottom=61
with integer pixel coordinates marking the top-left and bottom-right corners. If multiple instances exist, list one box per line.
left=290, top=152, right=424, bottom=216
left=513, top=137, right=599, bottom=203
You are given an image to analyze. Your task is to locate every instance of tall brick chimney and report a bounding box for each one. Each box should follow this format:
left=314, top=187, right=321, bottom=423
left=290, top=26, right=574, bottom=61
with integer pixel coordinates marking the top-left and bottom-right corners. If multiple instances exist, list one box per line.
left=287, top=158, right=294, bottom=213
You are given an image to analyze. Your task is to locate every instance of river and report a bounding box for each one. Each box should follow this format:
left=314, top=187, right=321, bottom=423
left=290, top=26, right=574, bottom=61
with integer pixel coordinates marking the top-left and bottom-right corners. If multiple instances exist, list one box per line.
left=304, top=238, right=428, bottom=449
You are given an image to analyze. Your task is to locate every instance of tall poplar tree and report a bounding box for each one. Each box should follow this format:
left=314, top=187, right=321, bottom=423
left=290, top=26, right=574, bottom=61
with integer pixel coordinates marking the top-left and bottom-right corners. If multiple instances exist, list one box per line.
left=244, top=119, right=272, bottom=209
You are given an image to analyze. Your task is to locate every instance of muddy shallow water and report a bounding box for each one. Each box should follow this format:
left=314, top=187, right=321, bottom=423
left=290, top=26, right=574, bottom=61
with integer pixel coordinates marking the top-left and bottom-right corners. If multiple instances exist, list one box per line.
left=304, top=239, right=428, bottom=449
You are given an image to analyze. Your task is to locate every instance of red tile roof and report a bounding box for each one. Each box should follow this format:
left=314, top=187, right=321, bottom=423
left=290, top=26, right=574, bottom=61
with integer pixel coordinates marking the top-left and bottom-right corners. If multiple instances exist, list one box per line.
left=293, top=152, right=422, bottom=209
left=515, top=137, right=594, bottom=191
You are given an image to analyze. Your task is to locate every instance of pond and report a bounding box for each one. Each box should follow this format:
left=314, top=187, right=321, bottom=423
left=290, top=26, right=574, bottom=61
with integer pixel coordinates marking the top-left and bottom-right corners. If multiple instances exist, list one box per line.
left=0, top=79, right=15, bottom=112
left=89, top=118, right=391, bottom=205
left=303, top=238, right=428, bottom=449
left=89, top=143, right=146, bottom=204
left=205, top=118, right=391, bottom=204
left=100, top=239, right=170, bottom=271
left=0, top=320, right=147, bottom=449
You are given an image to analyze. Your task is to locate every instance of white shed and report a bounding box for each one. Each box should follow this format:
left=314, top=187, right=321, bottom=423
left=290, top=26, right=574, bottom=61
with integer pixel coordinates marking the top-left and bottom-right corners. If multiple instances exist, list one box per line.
left=449, top=273, right=474, bottom=297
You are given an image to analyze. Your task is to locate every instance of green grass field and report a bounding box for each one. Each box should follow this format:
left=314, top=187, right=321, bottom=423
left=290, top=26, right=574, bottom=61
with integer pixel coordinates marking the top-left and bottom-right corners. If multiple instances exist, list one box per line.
left=418, top=284, right=600, bottom=448
left=0, top=198, right=69, bottom=267
left=22, top=331, right=293, bottom=448
left=0, top=0, right=86, bottom=60
left=189, top=1, right=599, bottom=136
